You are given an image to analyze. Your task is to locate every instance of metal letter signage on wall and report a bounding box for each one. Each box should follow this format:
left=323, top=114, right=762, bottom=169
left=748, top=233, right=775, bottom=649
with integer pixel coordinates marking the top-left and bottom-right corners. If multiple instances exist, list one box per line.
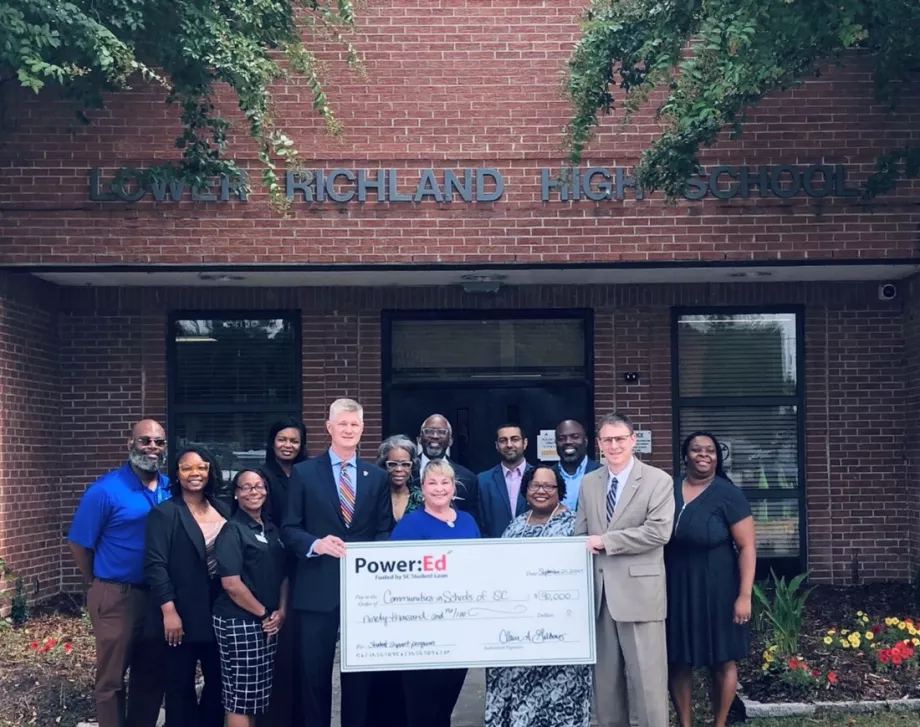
left=86, top=164, right=861, bottom=204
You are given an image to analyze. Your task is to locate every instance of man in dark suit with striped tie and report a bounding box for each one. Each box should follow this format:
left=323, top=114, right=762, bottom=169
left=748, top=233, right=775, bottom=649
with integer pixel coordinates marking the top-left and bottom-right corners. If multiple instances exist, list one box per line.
left=282, top=398, right=392, bottom=727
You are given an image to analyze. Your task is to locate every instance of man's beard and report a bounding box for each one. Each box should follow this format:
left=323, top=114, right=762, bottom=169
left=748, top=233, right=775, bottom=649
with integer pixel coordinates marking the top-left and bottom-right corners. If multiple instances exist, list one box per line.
left=422, top=442, right=446, bottom=460
left=129, top=446, right=166, bottom=472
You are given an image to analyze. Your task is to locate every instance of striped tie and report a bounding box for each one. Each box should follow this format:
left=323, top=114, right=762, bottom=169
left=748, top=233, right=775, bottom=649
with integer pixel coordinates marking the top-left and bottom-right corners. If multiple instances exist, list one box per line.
left=606, top=476, right=618, bottom=523
left=339, top=462, right=355, bottom=527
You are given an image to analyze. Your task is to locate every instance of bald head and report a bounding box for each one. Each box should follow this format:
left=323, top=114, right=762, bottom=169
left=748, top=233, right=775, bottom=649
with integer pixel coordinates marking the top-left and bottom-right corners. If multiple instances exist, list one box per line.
left=128, top=419, right=167, bottom=475
left=419, top=414, right=452, bottom=460
left=131, top=419, right=166, bottom=440
left=555, top=419, right=588, bottom=470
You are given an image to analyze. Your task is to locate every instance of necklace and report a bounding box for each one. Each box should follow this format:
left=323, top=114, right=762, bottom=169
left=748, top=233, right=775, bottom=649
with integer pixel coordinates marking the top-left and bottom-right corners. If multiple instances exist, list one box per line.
left=427, top=507, right=457, bottom=527
left=526, top=505, right=560, bottom=532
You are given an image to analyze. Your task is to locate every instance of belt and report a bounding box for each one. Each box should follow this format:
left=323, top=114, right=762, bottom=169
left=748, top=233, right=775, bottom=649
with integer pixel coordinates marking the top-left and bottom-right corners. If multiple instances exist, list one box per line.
left=94, top=577, right=148, bottom=591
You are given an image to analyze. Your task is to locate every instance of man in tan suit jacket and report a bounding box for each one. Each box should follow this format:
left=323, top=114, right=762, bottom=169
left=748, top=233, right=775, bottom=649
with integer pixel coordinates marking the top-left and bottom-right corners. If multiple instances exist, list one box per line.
left=575, top=412, right=675, bottom=727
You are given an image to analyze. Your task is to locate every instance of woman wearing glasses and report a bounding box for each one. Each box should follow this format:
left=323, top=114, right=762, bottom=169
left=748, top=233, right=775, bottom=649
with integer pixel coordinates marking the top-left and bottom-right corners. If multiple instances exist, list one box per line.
left=144, top=447, right=229, bottom=727
left=378, top=435, right=424, bottom=525
left=213, top=468, right=288, bottom=727
left=484, top=465, right=591, bottom=727
left=365, top=435, right=424, bottom=727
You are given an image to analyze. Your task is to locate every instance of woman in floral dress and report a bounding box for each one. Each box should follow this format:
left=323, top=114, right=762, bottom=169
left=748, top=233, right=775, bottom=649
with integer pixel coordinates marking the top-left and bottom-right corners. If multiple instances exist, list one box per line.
left=484, top=464, right=591, bottom=727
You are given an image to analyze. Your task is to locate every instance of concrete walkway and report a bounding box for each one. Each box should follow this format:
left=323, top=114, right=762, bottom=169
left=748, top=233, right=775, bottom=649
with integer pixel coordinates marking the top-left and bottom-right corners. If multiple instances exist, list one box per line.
left=330, top=655, right=486, bottom=727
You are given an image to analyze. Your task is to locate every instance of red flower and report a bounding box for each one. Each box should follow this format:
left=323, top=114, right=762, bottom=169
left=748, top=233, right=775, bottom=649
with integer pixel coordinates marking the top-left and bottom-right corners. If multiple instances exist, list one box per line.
left=892, top=655, right=903, bottom=666
left=39, top=644, right=50, bottom=654
left=786, top=657, right=800, bottom=669
left=879, top=650, right=890, bottom=663
left=811, top=669, right=821, bottom=677
left=44, top=637, right=56, bottom=647
left=827, top=671, right=838, bottom=684
left=63, top=643, right=72, bottom=653
left=28, top=641, right=39, bottom=650
left=872, top=624, right=882, bottom=633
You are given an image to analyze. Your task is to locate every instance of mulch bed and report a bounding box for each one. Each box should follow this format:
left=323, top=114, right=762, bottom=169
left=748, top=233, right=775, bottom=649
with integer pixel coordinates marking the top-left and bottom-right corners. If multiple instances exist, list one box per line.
left=3, top=584, right=920, bottom=722
left=739, top=582, right=920, bottom=703
left=0, top=594, right=95, bottom=727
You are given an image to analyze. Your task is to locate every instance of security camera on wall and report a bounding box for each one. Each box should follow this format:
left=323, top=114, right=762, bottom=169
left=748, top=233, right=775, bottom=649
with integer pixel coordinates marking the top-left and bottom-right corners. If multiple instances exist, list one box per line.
left=878, top=283, right=898, bottom=301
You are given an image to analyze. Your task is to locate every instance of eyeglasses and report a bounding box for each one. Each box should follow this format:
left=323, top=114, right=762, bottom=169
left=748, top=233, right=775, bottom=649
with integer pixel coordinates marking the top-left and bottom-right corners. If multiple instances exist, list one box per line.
left=178, top=463, right=210, bottom=475
left=385, top=461, right=413, bottom=470
left=237, top=484, right=267, bottom=494
left=421, top=427, right=449, bottom=437
left=599, top=435, right=633, bottom=446
left=529, top=483, right=558, bottom=492
left=135, top=436, right=167, bottom=447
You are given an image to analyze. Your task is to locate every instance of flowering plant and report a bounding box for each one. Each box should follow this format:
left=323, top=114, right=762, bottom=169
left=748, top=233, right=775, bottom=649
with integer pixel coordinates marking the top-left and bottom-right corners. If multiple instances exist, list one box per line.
left=761, top=644, right=837, bottom=690
left=822, top=611, right=920, bottom=673
left=27, top=636, right=74, bottom=662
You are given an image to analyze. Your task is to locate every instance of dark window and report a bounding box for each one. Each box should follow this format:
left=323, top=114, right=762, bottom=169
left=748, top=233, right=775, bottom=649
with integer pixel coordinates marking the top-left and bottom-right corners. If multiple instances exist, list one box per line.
left=390, top=318, right=586, bottom=382
left=169, top=314, right=301, bottom=479
left=673, top=311, right=804, bottom=575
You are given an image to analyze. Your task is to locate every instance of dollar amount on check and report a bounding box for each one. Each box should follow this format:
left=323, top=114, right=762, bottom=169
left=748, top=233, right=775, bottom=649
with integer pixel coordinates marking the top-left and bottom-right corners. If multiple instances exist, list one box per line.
left=339, top=537, right=596, bottom=672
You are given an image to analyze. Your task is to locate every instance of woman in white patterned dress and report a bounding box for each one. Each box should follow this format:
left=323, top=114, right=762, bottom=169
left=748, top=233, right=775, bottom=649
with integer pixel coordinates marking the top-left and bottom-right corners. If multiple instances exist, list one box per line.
left=484, top=465, right=592, bottom=727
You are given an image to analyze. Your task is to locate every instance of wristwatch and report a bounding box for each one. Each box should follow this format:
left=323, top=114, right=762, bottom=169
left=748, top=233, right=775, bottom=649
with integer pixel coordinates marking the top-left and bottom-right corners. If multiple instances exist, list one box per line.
left=260, top=607, right=270, bottom=620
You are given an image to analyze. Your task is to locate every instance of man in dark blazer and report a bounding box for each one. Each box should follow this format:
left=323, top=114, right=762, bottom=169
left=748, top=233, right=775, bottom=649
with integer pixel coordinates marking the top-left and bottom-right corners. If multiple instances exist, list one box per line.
left=281, top=398, right=392, bottom=727
left=554, top=419, right=602, bottom=510
left=477, top=423, right=533, bottom=538
left=412, top=413, right=481, bottom=528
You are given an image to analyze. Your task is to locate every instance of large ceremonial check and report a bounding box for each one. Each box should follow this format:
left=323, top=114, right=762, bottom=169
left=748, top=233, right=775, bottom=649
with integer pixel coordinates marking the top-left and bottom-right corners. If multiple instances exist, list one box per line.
left=339, top=537, right=596, bottom=672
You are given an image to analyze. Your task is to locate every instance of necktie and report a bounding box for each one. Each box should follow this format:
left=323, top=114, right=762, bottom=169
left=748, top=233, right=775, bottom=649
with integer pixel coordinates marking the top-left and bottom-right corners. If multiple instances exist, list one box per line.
left=339, top=462, right=355, bottom=527
left=606, top=476, right=619, bottom=522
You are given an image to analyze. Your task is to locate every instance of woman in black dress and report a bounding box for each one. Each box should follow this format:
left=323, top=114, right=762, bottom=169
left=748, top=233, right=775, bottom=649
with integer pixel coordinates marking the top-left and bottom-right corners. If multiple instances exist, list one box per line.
left=665, top=432, right=756, bottom=727
left=260, top=418, right=307, bottom=727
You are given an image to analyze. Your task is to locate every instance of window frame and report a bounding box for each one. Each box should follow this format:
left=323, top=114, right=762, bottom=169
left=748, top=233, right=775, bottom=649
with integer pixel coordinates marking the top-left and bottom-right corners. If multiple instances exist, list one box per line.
left=670, top=305, right=807, bottom=577
left=166, top=309, right=303, bottom=466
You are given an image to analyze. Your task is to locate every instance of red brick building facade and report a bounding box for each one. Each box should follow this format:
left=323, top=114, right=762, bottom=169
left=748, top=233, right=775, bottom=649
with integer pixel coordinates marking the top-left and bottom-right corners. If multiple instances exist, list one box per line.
left=1, top=0, right=919, bottom=599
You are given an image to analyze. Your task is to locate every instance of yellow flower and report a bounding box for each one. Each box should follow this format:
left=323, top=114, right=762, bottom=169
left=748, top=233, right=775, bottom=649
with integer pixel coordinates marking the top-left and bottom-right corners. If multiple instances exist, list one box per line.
left=841, top=629, right=850, bottom=635
left=898, top=622, right=907, bottom=630
left=823, top=636, right=833, bottom=645
left=862, top=616, right=870, bottom=624
left=912, top=638, right=919, bottom=646
left=886, top=617, right=897, bottom=626
left=768, top=645, right=779, bottom=652
left=762, top=651, right=774, bottom=663
left=857, top=611, right=865, bottom=617
left=865, top=631, right=874, bottom=640
left=827, top=628, right=837, bottom=635
left=908, top=626, right=917, bottom=635
left=841, top=641, right=850, bottom=649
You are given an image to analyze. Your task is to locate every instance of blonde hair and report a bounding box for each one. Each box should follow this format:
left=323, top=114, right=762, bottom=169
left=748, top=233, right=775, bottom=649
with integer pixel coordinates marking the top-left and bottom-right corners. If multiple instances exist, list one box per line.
left=328, top=398, right=363, bottom=422
left=421, top=458, right=455, bottom=484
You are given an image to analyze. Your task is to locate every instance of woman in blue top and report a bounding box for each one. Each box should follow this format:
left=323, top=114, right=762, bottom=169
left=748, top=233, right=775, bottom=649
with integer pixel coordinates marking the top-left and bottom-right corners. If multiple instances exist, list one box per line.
left=390, top=459, right=479, bottom=727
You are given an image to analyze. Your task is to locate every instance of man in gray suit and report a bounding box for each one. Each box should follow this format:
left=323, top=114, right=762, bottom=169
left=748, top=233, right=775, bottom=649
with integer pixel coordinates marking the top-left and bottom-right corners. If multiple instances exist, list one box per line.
left=575, top=412, right=675, bottom=727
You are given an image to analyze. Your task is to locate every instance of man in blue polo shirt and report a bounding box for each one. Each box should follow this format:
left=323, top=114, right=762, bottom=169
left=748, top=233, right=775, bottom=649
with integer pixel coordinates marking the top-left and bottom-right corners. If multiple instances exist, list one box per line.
left=68, top=419, right=170, bottom=727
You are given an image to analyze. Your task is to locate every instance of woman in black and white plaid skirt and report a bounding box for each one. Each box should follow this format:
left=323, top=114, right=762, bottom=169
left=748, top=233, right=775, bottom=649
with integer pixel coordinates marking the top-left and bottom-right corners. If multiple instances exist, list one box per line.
left=213, top=468, right=289, bottom=727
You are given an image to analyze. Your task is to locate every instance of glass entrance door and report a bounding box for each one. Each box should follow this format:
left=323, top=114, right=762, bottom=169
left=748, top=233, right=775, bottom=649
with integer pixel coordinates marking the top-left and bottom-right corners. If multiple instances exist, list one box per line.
left=383, top=310, right=594, bottom=474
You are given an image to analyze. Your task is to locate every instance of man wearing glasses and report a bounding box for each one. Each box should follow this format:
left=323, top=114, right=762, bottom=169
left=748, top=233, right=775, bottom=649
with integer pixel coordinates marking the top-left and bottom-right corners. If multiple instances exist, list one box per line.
left=575, top=412, right=674, bottom=727
left=413, top=414, right=481, bottom=529
left=68, top=419, right=170, bottom=727
left=478, top=423, right=533, bottom=538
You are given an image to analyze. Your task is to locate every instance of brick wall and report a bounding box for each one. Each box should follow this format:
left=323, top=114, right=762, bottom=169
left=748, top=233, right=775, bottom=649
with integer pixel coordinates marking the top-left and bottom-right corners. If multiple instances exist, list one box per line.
left=904, top=279, right=920, bottom=579
left=0, top=273, right=60, bottom=599
left=1, top=1, right=919, bottom=266
left=32, top=277, right=908, bottom=589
